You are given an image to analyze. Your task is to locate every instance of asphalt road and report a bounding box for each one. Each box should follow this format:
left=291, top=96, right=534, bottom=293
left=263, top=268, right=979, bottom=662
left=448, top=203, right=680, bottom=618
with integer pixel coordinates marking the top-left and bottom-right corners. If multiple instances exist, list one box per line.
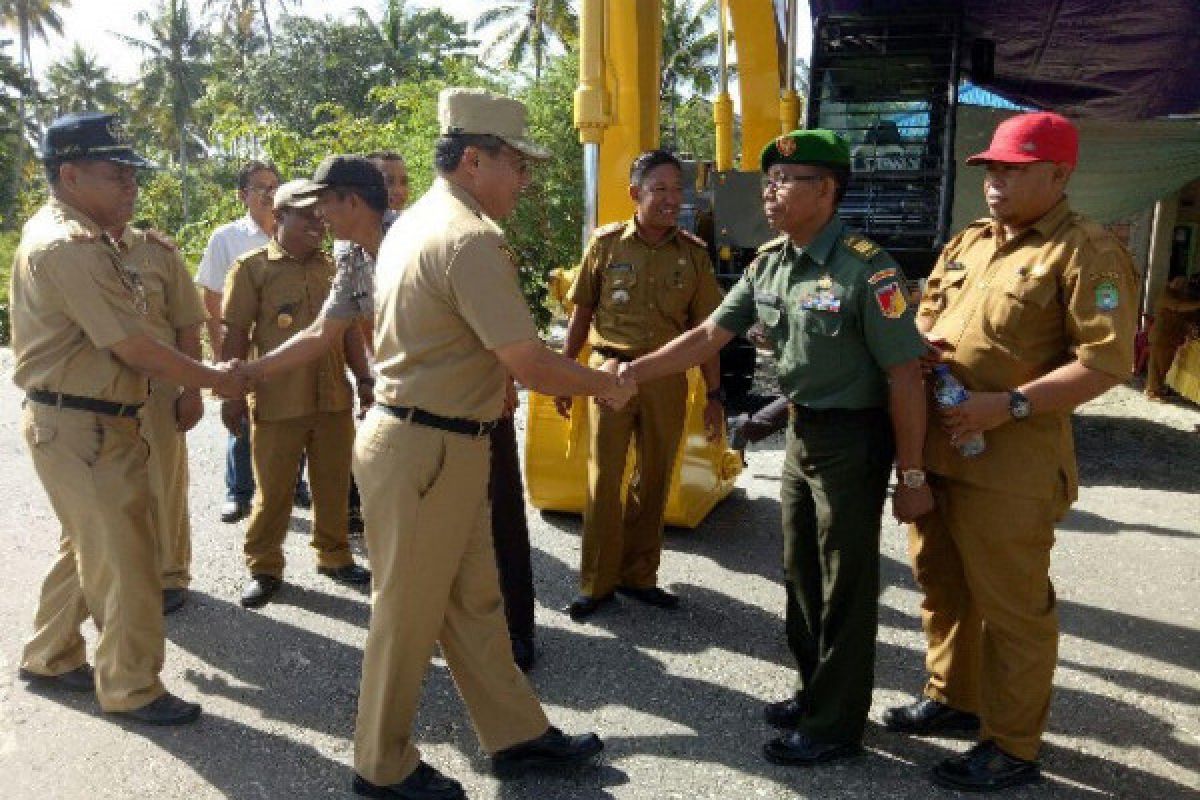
left=1, top=351, right=1197, bottom=799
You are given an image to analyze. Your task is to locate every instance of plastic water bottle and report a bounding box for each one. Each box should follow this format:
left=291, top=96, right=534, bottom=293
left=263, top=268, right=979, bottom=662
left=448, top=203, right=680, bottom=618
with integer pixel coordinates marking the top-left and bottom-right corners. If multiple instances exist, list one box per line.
left=932, top=365, right=986, bottom=458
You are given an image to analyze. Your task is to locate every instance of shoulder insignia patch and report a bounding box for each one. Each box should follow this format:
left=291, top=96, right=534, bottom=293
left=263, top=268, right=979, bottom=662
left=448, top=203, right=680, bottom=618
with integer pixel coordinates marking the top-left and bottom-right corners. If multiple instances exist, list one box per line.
left=757, top=235, right=788, bottom=254
left=842, top=234, right=881, bottom=261
left=874, top=282, right=908, bottom=318
left=867, top=267, right=897, bottom=285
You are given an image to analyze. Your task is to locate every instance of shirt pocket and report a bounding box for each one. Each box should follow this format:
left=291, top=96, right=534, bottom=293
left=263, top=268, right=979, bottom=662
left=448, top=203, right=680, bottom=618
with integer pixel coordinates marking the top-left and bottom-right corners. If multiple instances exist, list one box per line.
left=655, top=264, right=698, bottom=318
left=987, top=270, right=1058, bottom=333
left=754, top=292, right=786, bottom=341
left=596, top=268, right=639, bottom=326
left=933, top=269, right=970, bottom=311
left=802, top=309, right=843, bottom=338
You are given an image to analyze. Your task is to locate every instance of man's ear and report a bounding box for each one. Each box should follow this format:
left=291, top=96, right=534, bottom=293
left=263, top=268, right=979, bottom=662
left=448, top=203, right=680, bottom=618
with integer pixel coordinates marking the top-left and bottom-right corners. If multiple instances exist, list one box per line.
left=628, top=183, right=640, bottom=204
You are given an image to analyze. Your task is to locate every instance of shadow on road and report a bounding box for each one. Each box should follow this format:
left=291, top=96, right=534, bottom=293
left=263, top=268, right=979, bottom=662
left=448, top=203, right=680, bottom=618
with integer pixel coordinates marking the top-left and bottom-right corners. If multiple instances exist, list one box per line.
left=1073, top=414, right=1200, bottom=493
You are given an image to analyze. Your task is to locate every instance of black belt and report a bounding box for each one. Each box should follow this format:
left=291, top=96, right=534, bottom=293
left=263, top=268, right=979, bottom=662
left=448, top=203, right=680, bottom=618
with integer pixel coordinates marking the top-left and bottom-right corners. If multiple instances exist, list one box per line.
left=788, top=403, right=887, bottom=424
left=27, top=389, right=142, bottom=418
left=378, top=404, right=498, bottom=438
left=591, top=347, right=640, bottom=363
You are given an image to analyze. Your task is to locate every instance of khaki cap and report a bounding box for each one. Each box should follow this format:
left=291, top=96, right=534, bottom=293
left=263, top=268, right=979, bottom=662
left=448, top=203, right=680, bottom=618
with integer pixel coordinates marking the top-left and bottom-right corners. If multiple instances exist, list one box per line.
left=438, top=87, right=551, bottom=161
left=274, top=179, right=321, bottom=210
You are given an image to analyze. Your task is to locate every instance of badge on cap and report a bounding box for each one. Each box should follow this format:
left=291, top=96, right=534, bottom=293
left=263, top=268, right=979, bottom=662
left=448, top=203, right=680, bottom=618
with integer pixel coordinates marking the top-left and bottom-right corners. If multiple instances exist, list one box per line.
left=106, top=117, right=128, bottom=145
left=1020, top=141, right=1037, bottom=153
left=1095, top=281, right=1119, bottom=311
left=776, top=135, right=797, bottom=158
left=874, top=282, right=907, bottom=318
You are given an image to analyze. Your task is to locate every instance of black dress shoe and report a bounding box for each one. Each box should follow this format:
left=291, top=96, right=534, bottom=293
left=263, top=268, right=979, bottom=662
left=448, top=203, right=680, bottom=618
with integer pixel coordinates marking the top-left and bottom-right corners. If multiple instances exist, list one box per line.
left=616, top=585, right=680, bottom=609
left=220, top=499, right=250, bottom=523
left=566, top=592, right=614, bottom=621
left=764, top=694, right=805, bottom=729
left=352, top=762, right=466, bottom=799
left=318, top=563, right=372, bottom=585
left=763, top=731, right=862, bottom=766
left=18, top=663, right=95, bottom=692
left=511, top=636, right=536, bottom=672
left=163, top=588, right=188, bottom=615
left=932, top=740, right=1041, bottom=792
left=241, top=574, right=282, bottom=608
left=883, top=696, right=980, bottom=735
left=492, top=726, right=604, bottom=777
left=348, top=508, right=365, bottom=535
left=114, top=692, right=202, bottom=726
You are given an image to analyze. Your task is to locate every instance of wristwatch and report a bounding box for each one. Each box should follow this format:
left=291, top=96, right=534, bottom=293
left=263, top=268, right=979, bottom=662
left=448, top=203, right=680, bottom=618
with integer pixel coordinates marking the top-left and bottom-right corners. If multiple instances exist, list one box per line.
left=898, top=468, right=927, bottom=489
left=1008, top=390, right=1031, bottom=420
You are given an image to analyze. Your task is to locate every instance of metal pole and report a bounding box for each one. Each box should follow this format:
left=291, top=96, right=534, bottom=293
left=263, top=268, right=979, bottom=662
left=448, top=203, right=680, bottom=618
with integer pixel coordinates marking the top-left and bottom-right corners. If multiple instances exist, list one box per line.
left=582, top=142, right=599, bottom=244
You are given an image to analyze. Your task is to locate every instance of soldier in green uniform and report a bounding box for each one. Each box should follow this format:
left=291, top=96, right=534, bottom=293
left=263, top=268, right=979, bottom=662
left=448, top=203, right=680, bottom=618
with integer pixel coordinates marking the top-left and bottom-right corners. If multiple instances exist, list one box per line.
left=620, top=130, right=932, bottom=764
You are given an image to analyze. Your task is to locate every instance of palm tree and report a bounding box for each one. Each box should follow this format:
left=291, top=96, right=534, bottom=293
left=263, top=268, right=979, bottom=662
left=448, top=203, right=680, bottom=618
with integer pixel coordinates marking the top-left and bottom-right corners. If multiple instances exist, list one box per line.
left=44, top=44, right=122, bottom=117
left=202, top=0, right=298, bottom=50
left=116, top=0, right=210, bottom=221
left=0, top=0, right=71, bottom=202
left=660, top=0, right=719, bottom=149
left=354, top=0, right=474, bottom=84
left=473, top=0, right=576, bottom=84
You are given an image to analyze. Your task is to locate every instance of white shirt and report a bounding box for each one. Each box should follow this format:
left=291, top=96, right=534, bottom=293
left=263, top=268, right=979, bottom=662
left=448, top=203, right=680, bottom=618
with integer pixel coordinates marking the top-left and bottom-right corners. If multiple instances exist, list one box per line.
left=195, top=214, right=270, bottom=293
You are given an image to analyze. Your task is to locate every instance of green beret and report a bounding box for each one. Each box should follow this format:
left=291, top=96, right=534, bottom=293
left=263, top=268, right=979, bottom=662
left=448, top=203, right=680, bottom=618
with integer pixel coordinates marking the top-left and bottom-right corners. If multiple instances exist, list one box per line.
left=760, top=129, right=850, bottom=172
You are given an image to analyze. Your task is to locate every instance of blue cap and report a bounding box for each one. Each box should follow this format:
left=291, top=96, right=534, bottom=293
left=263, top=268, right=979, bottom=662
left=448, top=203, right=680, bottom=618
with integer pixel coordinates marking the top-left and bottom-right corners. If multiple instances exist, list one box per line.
left=41, top=111, right=156, bottom=169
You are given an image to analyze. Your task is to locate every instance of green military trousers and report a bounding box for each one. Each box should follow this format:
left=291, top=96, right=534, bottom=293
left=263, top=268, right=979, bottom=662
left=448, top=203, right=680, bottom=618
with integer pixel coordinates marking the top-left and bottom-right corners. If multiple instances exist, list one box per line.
left=781, top=405, right=893, bottom=745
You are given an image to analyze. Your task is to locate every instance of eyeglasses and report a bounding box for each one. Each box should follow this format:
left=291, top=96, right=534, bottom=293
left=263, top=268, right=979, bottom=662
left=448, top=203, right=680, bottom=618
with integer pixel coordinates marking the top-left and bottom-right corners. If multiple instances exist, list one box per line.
left=246, top=184, right=278, bottom=197
left=761, top=174, right=825, bottom=192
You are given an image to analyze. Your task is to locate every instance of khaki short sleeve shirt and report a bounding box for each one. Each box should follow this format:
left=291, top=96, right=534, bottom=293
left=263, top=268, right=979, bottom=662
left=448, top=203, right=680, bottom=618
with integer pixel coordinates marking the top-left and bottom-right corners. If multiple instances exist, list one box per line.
left=11, top=199, right=151, bottom=404
left=119, top=229, right=207, bottom=347
left=373, top=178, right=538, bottom=421
left=918, top=199, right=1138, bottom=500
left=222, top=240, right=352, bottom=422
left=567, top=218, right=723, bottom=356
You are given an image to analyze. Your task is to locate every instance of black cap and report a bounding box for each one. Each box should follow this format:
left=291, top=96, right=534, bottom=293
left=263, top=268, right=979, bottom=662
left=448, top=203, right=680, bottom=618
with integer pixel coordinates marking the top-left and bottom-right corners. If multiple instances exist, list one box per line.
left=41, top=111, right=156, bottom=168
left=308, top=155, right=386, bottom=193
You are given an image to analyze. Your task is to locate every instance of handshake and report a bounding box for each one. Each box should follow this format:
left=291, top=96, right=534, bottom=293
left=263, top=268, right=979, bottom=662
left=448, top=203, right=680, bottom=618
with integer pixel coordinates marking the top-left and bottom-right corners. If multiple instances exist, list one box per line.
left=597, top=358, right=637, bottom=411
left=209, top=359, right=267, bottom=399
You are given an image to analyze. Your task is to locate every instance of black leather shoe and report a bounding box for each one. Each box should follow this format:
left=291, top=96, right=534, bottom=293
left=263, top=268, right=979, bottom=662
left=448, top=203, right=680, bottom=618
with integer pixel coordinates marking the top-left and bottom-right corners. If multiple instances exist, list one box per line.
left=348, top=508, right=365, bottom=536
left=764, top=694, right=805, bottom=729
left=511, top=636, right=536, bottom=672
left=18, top=663, right=95, bottom=692
left=492, top=726, right=604, bottom=777
left=319, top=563, right=372, bottom=585
left=763, top=731, right=862, bottom=766
left=293, top=483, right=312, bottom=509
left=352, top=762, right=466, bottom=799
left=220, top=499, right=250, bottom=523
left=114, top=692, right=202, bottom=726
left=241, top=574, right=282, bottom=608
left=567, top=592, right=614, bottom=621
left=883, top=696, right=980, bottom=735
left=163, top=588, right=188, bottom=615
left=616, top=585, right=680, bottom=609
left=932, top=740, right=1041, bottom=792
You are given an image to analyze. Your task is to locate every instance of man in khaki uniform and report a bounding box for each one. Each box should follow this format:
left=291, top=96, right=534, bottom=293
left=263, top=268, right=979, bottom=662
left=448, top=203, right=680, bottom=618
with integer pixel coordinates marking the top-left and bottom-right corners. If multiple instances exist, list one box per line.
left=351, top=88, right=628, bottom=800
left=1145, top=275, right=1200, bottom=399
left=13, top=111, right=242, bottom=725
left=221, top=180, right=372, bottom=609
left=559, top=150, right=725, bottom=620
left=118, top=227, right=208, bottom=614
left=883, top=112, right=1139, bottom=792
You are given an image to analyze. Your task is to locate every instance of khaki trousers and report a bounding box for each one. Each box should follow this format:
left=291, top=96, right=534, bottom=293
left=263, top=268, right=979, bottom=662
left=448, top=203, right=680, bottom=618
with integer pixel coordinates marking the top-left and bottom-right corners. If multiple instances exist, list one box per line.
left=245, top=410, right=354, bottom=577
left=908, top=475, right=1067, bottom=761
left=142, top=381, right=192, bottom=589
left=353, top=412, right=548, bottom=786
left=581, top=362, right=688, bottom=597
left=19, top=403, right=165, bottom=712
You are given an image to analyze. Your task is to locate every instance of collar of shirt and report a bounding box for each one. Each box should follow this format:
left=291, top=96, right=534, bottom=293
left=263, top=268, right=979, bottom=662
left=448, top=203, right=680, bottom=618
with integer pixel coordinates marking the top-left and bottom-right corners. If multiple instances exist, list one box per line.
left=49, top=196, right=105, bottom=239
left=623, top=215, right=684, bottom=249
left=986, top=196, right=1072, bottom=247
left=437, top=176, right=487, bottom=218
left=241, top=213, right=268, bottom=238
left=266, top=237, right=323, bottom=265
left=786, top=215, right=845, bottom=268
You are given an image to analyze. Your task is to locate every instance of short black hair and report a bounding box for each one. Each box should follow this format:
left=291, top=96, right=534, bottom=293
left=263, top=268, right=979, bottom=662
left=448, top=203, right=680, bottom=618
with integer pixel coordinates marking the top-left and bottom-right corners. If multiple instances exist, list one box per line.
left=366, top=150, right=405, bottom=163
left=630, top=150, right=682, bottom=187
left=237, top=160, right=280, bottom=191
left=331, top=184, right=389, bottom=215
left=433, top=134, right=506, bottom=174
left=821, top=164, right=851, bottom=205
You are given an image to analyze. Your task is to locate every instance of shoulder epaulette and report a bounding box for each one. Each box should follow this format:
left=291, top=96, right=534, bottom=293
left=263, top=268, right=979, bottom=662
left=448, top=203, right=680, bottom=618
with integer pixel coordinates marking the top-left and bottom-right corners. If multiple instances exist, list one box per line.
left=757, top=235, right=788, bottom=254
left=592, top=221, right=624, bottom=239
left=842, top=233, right=881, bottom=261
left=967, top=217, right=991, bottom=229
left=678, top=228, right=708, bottom=249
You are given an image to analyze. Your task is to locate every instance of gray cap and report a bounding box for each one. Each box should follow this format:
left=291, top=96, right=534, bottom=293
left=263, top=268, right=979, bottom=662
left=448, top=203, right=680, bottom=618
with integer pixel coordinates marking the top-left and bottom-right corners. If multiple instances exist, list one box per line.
left=438, top=88, right=551, bottom=161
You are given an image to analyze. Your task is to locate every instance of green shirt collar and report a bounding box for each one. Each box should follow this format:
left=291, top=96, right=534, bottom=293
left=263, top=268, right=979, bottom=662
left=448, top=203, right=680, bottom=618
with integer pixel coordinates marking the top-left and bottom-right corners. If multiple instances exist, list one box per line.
left=787, top=215, right=844, bottom=268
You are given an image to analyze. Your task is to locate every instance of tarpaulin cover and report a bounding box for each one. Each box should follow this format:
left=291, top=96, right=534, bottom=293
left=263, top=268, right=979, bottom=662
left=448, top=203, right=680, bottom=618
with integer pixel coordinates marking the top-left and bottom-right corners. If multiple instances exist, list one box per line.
left=952, top=105, right=1200, bottom=227
left=810, top=1, right=1200, bottom=120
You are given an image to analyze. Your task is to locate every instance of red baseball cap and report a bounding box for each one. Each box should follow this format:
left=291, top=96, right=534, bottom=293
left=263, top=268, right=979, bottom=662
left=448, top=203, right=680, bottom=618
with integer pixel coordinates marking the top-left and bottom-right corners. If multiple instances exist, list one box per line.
left=966, top=111, right=1079, bottom=167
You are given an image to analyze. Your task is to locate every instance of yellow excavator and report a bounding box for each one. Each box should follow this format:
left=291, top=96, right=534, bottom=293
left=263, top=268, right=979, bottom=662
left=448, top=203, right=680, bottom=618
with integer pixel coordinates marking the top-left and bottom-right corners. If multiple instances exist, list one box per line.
left=523, top=1, right=807, bottom=527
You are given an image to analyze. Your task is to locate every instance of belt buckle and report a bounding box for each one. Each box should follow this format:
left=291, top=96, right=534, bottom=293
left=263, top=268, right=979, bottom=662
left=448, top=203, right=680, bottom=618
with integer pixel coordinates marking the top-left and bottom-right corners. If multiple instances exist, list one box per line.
left=474, top=421, right=489, bottom=439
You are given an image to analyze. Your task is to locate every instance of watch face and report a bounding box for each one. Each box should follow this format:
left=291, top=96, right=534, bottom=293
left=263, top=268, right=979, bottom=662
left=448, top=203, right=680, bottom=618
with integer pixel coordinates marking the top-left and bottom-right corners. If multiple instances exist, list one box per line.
left=1011, top=393, right=1031, bottom=419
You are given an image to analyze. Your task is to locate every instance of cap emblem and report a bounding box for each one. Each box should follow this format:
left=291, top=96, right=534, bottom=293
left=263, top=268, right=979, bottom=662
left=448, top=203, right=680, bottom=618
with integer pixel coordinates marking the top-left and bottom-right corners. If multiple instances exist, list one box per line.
left=776, top=135, right=797, bottom=157
left=106, top=118, right=129, bottom=145
left=1020, top=141, right=1037, bottom=152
